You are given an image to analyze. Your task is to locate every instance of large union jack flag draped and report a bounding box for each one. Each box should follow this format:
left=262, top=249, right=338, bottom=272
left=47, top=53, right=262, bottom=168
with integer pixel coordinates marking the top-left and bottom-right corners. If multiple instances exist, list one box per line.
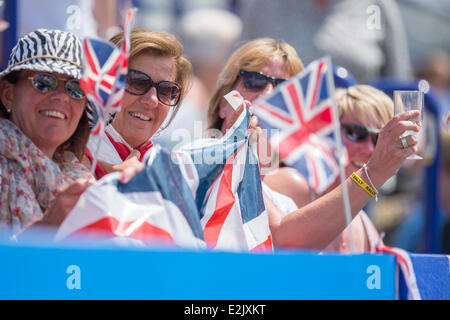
left=253, top=57, right=345, bottom=195
left=55, top=98, right=272, bottom=252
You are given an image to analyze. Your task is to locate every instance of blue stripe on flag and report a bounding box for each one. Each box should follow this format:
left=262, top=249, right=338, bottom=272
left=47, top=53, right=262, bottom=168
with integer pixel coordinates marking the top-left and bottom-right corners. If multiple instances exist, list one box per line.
left=116, top=148, right=204, bottom=240
left=191, top=110, right=250, bottom=211
left=318, top=73, right=329, bottom=105
left=91, top=40, right=115, bottom=65
left=320, top=156, right=333, bottom=177
left=290, top=155, right=310, bottom=182
left=266, top=91, right=290, bottom=114
left=237, top=147, right=265, bottom=224
left=299, top=72, right=310, bottom=97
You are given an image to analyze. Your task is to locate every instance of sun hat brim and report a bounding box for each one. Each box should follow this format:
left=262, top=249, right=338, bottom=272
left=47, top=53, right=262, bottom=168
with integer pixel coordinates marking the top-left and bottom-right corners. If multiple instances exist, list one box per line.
left=0, top=55, right=82, bottom=80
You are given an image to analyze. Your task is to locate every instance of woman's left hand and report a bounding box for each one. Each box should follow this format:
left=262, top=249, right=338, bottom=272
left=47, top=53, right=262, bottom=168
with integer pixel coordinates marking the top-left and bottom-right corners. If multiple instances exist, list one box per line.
left=248, top=104, right=273, bottom=173
left=98, top=150, right=145, bottom=184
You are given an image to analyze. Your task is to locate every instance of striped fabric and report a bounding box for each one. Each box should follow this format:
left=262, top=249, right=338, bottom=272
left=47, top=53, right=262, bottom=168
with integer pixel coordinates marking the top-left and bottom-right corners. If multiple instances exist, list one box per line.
left=56, top=105, right=271, bottom=252
left=0, top=29, right=82, bottom=80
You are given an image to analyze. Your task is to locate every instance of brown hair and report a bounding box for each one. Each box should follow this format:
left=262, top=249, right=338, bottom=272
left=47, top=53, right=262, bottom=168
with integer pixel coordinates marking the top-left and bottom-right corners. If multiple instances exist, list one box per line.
left=207, top=38, right=304, bottom=130
left=0, top=71, right=90, bottom=160
left=109, top=28, right=193, bottom=128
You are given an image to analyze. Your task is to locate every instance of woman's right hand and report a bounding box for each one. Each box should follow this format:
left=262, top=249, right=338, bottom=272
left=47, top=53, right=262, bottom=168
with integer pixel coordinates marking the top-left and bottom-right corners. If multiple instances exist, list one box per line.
left=366, top=110, right=421, bottom=187
left=40, top=177, right=94, bottom=226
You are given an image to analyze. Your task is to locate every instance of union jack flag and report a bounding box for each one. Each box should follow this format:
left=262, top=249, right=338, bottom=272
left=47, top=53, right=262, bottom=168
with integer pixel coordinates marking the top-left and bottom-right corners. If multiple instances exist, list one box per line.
left=80, top=8, right=136, bottom=136
left=56, top=98, right=271, bottom=252
left=80, top=38, right=125, bottom=135
left=253, top=57, right=344, bottom=195
left=108, top=8, right=136, bottom=111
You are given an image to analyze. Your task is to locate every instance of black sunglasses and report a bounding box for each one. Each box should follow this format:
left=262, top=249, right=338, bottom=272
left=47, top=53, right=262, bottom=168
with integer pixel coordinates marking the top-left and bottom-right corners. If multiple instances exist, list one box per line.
left=22, top=73, right=85, bottom=100
left=125, top=69, right=181, bottom=106
left=239, top=70, right=286, bottom=92
left=341, top=123, right=380, bottom=146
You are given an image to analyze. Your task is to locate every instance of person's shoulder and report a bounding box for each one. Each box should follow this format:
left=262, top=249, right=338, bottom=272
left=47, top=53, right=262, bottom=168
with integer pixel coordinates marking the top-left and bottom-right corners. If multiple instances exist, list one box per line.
left=263, top=167, right=312, bottom=208
left=264, top=167, right=309, bottom=189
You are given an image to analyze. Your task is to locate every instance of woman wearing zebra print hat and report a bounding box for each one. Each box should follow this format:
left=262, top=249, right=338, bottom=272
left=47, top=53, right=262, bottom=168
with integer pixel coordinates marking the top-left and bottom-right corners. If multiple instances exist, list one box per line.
left=0, top=29, right=141, bottom=238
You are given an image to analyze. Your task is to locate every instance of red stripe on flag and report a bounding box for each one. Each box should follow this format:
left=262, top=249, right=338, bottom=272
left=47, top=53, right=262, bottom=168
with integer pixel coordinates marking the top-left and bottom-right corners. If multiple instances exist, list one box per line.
left=250, top=235, right=273, bottom=252
left=309, top=61, right=325, bottom=110
left=91, top=118, right=103, bottom=136
left=203, top=154, right=237, bottom=247
left=377, top=244, right=410, bottom=275
left=70, top=216, right=174, bottom=243
left=84, top=41, right=99, bottom=75
left=254, top=102, right=294, bottom=124
left=278, top=107, right=333, bottom=160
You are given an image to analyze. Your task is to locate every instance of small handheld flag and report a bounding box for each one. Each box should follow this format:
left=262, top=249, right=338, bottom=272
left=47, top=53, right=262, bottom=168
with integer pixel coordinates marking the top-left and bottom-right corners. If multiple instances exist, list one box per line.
left=80, top=8, right=137, bottom=175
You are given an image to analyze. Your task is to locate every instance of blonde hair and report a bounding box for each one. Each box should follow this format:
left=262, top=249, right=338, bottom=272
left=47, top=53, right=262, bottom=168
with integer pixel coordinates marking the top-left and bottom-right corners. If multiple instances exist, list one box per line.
left=207, top=38, right=304, bottom=130
left=109, top=28, right=193, bottom=128
left=335, top=85, right=394, bottom=128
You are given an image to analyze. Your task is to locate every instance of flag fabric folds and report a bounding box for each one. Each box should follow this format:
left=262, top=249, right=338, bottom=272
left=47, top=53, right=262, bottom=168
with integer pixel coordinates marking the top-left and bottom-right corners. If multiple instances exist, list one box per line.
left=56, top=103, right=272, bottom=252
left=80, top=8, right=136, bottom=136
left=80, top=38, right=125, bottom=136
left=252, top=57, right=344, bottom=195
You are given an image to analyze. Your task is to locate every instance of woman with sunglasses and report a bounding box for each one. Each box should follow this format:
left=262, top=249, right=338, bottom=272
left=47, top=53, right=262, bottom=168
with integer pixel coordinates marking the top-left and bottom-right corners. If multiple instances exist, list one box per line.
left=0, top=29, right=95, bottom=237
left=208, top=38, right=420, bottom=251
left=83, top=29, right=192, bottom=179
left=0, top=29, right=145, bottom=238
left=264, top=85, right=393, bottom=252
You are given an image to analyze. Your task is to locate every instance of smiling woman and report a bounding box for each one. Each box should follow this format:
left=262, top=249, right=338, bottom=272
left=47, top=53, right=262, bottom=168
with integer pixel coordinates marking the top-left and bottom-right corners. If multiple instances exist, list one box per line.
left=263, top=85, right=395, bottom=253
left=0, top=29, right=93, bottom=237
left=206, top=38, right=420, bottom=252
left=83, top=28, right=192, bottom=179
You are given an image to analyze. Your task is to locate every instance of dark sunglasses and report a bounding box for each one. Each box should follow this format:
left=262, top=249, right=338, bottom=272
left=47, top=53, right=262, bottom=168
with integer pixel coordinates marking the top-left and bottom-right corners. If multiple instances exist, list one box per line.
left=125, top=69, right=181, bottom=106
left=239, top=70, right=286, bottom=92
left=341, top=123, right=380, bottom=146
left=22, top=73, right=85, bottom=100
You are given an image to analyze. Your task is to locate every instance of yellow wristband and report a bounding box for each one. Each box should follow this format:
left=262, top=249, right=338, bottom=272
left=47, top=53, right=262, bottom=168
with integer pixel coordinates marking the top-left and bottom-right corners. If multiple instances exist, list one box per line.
left=351, top=172, right=377, bottom=197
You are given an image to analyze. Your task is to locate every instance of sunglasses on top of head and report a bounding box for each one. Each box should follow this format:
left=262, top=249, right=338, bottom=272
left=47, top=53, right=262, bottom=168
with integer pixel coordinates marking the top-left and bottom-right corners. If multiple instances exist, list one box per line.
left=341, top=123, right=380, bottom=146
left=125, top=69, right=181, bottom=107
left=239, top=70, right=286, bottom=92
left=20, top=73, right=85, bottom=100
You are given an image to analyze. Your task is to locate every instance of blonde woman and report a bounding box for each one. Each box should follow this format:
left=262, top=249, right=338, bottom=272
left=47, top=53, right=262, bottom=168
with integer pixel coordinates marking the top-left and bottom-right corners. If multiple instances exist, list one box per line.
left=265, top=85, right=393, bottom=252
left=208, top=38, right=420, bottom=250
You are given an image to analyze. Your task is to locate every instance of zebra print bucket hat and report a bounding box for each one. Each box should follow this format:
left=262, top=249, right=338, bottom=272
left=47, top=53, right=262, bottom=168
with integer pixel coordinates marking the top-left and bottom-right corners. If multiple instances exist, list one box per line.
left=0, top=29, right=82, bottom=80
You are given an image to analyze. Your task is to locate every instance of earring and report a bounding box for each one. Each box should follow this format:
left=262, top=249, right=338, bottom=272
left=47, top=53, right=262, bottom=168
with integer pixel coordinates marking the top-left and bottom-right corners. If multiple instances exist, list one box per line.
left=6, top=107, right=11, bottom=113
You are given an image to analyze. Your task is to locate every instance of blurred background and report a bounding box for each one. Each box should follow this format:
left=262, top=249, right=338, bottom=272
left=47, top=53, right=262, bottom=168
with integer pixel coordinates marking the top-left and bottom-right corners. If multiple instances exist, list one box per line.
left=1, top=0, right=448, bottom=254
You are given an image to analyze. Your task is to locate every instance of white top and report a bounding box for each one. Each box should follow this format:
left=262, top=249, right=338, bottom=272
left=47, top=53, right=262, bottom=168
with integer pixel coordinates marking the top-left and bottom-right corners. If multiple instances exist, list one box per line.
left=262, top=181, right=298, bottom=215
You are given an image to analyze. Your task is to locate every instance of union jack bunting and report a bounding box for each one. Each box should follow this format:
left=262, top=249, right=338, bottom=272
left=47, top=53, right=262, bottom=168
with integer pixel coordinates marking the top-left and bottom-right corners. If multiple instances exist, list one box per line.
left=253, top=57, right=344, bottom=195
left=375, top=242, right=421, bottom=300
left=56, top=100, right=271, bottom=252
left=80, top=38, right=125, bottom=135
